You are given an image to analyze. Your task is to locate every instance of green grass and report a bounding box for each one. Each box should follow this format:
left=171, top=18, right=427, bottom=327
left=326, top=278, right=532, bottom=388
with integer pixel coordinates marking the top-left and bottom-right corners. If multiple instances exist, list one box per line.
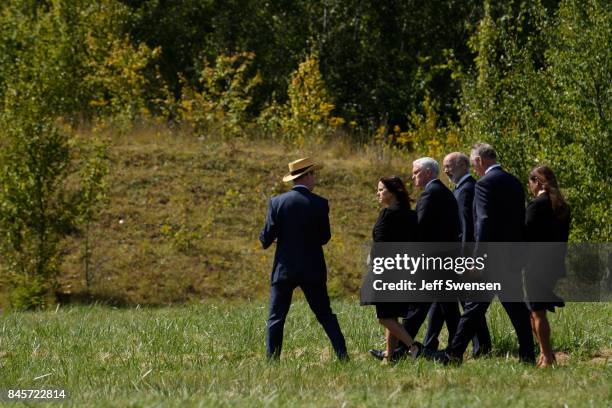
left=1, top=127, right=609, bottom=405
left=1, top=301, right=610, bottom=407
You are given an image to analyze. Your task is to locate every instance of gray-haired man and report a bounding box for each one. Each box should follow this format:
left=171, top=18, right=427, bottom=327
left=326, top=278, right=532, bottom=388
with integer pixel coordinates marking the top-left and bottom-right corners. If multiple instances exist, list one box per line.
left=402, top=158, right=461, bottom=353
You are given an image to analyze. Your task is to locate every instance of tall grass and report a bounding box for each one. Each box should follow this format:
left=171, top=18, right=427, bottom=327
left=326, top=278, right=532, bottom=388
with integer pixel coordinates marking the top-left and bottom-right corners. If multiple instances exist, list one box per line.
left=1, top=300, right=610, bottom=407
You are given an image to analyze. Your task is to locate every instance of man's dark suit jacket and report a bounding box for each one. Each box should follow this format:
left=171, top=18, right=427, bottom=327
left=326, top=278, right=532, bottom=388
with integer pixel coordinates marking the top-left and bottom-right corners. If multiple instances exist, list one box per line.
left=454, top=175, right=476, bottom=243
left=473, top=166, right=525, bottom=242
left=448, top=166, right=534, bottom=362
left=416, top=179, right=460, bottom=242
left=259, top=186, right=330, bottom=285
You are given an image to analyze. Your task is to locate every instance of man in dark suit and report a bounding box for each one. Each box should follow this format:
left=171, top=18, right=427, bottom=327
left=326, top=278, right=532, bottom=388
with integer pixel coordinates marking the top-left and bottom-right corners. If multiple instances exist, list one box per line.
left=445, top=152, right=475, bottom=243
left=435, top=143, right=535, bottom=364
left=401, top=157, right=461, bottom=351
left=422, top=152, right=492, bottom=356
left=259, top=157, right=348, bottom=360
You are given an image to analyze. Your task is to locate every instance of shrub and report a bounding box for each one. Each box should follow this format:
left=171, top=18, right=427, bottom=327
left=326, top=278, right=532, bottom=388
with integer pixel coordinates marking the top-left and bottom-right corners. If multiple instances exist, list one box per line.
left=259, top=51, right=344, bottom=145
left=86, top=36, right=162, bottom=128
left=396, top=95, right=461, bottom=158
left=179, top=52, right=262, bottom=139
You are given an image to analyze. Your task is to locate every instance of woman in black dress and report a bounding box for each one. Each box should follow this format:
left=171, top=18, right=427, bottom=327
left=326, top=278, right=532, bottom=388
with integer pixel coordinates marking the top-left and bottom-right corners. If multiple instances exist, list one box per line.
left=525, top=165, right=571, bottom=368
left=371, top=176, right=420, bottom=361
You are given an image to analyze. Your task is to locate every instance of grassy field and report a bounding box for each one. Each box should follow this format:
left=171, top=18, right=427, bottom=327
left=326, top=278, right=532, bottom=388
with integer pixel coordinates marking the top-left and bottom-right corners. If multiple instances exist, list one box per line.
left=1, top=127, right=609, bottom=406
left=1, top=300, right=610, bottom=407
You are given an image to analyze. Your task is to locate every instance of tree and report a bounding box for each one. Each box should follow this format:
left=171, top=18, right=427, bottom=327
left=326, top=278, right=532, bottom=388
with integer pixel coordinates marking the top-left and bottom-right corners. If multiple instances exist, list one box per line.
left=0, top=82, right=109, bottom=309
left=460, top=0, right=611, bottom=241
left=545, top=0, right=611, bottom=240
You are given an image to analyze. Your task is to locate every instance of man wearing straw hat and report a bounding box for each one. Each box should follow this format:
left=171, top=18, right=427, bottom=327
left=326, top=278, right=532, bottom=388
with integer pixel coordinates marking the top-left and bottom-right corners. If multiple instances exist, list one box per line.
left=260, top=157, right=348, bottom=361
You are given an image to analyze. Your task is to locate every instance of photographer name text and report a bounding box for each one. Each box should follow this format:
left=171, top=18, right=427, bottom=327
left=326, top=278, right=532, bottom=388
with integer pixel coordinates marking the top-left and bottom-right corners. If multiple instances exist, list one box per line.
left=372, top=279, right=501, bottom=292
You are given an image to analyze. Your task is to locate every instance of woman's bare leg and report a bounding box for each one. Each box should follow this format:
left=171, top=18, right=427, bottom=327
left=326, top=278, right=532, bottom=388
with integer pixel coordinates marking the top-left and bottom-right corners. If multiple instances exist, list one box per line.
left=531, top=310, right=554, bottom=366
left=530, top=314, right=543, bottom=365
left=378, top=318, right=414, bottom=354
left=385, top=329, right=398, bottom=359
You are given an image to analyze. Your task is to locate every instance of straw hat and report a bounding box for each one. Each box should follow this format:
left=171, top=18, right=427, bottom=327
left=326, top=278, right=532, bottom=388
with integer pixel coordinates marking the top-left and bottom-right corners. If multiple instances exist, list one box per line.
left=282, top=157, right=323, bottom=182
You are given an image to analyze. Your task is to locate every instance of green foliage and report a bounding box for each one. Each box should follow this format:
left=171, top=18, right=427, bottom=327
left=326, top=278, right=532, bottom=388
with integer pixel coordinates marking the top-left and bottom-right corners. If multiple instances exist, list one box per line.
left=460, top=0, right=611, bottom=241
left=259, top=52, right=343, bottom=145
left=0, top=0, right=163, bottom=125
left=460, top=0, right=549, bottom=180
left=0, top=86, right=109, bottom=309
left=7, top=274, right=47, bottom=311
left=0, top=101, right=71, bottom=309
left=0, top=0, right=609, bottom=304
left=313, top=0, right=483, bottom=126
left=396, top=95, right=461, bottom=159
left=544, top=0, right=611, bottom=241
left=122, top=0, right=484, bottom=127
left=179, top=52, right=262, bottom=139
left=86, top=36, right=163, bottom=127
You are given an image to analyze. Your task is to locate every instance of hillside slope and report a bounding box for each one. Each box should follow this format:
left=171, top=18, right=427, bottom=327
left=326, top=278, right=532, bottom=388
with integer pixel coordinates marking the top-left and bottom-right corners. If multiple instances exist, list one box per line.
left=58, top=129, right=418, bottom=305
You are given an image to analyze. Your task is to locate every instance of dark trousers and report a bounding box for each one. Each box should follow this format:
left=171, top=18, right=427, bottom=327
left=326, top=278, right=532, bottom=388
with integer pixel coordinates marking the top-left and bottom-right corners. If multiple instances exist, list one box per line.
left=424, top=301, right=491, bottom=355
left=266, top=281, right=347, bottom=359
left=447, top=301, right=535, bottom=363
left=400, top=302, right=460, bottom=348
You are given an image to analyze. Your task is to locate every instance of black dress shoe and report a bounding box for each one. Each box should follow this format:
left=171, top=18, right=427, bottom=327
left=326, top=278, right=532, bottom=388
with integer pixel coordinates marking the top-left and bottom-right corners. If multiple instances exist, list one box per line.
left=472, top=346, right=492, bottom=359
left=446, top=353, right=463, bottom=366
left=519, top=356, right=536, bottom=365
left=368, top=349, right=386, bottom=361
left=392, top=347, right=409, bottom=360
left=426, top=350, right=461, bottom=365
left=337, top=352, right=350, bottom=362
left=369, top=349, right=404, bottom=363
left=427, top=350, right=447, bottom=362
